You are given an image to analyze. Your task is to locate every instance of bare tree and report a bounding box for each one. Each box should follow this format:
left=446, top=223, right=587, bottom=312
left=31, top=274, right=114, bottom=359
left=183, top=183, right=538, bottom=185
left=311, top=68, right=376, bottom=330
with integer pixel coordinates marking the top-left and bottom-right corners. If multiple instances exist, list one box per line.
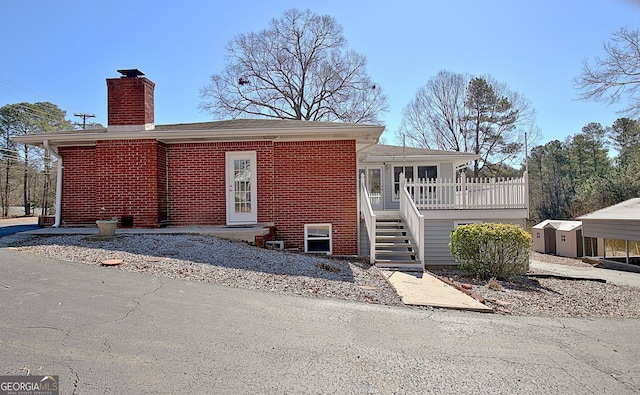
left=399, top=70, right=469, bottom=150
left=200, top=8, right=388, bottom=123
left=575, top=26, right=640, bottom=117
left=399, top=71, right=537, bottom=177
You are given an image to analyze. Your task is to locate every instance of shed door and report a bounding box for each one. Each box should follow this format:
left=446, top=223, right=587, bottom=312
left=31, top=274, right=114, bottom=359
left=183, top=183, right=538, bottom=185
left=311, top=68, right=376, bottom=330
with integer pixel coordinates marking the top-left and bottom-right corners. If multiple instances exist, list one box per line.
left=226, top=151, right=257, bottom=225
left=544, top=227, right=556, bottom=254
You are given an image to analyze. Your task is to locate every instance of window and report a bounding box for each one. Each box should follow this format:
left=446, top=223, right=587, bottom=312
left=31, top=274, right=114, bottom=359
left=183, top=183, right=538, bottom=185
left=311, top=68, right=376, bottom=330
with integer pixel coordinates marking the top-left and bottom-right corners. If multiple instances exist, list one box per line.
left=305, top=224, right=332, bottom=254
left=393, top=165, right=438, bottom=200
left=418, top=165, right=438, bottom=180
left=454, top=220, right=482, bottom=229
left=536, top=232, right=541, bottom=239
left=418, top=165, right=438, bottom=199
left=561, top=235, right=566, bottom=242
left=393, top=166, right=413, bottom=200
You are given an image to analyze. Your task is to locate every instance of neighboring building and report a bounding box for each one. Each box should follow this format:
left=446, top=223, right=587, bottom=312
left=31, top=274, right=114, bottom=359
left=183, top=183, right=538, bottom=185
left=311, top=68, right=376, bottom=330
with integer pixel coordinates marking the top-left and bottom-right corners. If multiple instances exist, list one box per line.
left=578, top=198, right=640, bottom=265
left=532, top=219, right=585, bottom=258
left=532, top=220, right=562, bottom=255
left=555, top=221, right=583, bottom=258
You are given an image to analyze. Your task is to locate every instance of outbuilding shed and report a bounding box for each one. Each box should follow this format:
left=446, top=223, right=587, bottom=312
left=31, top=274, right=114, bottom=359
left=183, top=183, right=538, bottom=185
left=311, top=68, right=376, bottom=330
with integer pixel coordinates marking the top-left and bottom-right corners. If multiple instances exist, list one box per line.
left=532, top=220, right=584, bottom=258
left=555, top=221, right=583, bottom=258
left=532, top=220, right=562, bottom=254
left=578, top=198, right=640, bottom=265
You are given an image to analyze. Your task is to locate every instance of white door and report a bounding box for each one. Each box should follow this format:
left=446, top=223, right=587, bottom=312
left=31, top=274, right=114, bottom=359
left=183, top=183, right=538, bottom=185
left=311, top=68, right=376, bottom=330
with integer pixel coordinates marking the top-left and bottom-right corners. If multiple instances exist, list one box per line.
left=226, top=151, right=257, bottom=225
left=359, top=167, right=383, bottom=210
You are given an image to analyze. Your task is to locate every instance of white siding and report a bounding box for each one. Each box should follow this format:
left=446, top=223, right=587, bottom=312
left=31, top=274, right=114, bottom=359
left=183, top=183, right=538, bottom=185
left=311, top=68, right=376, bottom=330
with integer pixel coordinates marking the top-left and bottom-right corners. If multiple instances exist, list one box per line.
left=439, top=162, right=454, bottom=179
left=424, top=220, right=456, bottom=265
left=423, top=218, right=528, bottom=266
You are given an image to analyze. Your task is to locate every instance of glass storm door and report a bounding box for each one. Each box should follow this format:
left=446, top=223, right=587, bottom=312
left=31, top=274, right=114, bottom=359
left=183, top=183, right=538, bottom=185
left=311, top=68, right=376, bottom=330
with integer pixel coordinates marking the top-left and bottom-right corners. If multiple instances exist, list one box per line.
left=226, top=151, right=257, bottom=225
left=359, top=167, right=383, bottom=210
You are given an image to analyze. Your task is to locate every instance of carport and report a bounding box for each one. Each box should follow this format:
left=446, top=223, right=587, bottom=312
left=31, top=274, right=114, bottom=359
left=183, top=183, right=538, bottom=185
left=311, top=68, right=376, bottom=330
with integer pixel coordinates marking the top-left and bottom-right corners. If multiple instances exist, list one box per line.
left=578, top=198, right=640, bottom=265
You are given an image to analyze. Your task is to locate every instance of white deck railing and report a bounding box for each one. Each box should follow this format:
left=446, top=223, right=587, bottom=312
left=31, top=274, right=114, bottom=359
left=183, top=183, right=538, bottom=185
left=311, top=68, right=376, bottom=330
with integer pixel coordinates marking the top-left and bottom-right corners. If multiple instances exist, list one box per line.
left=406, top=174, right=528, bottom=210
left=360, top=174, right=376, bottom=264
left=399, top=174, right=425, bottom=265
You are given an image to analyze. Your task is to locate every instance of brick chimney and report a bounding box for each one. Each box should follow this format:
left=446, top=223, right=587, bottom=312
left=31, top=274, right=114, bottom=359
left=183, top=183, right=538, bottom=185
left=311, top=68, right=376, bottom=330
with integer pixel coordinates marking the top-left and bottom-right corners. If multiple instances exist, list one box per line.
left=106, top=69, right=155, bottom=131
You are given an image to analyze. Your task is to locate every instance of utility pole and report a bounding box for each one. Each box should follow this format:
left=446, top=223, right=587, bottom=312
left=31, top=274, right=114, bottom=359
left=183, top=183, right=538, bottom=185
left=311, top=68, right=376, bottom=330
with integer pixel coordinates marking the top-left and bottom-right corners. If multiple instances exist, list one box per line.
left=74, top=113, right=95, bottom=129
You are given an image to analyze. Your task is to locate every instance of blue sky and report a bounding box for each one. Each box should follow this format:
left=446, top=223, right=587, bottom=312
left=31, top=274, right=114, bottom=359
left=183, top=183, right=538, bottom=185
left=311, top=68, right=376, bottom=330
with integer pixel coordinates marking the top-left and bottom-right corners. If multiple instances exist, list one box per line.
left=1, top=0, right=638, bottom=147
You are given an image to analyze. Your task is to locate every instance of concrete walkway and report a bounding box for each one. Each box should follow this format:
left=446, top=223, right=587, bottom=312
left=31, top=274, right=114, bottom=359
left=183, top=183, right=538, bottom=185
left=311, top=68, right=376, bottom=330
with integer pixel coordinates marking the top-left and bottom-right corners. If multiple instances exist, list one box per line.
left=530, top=259, right=640, bottom=288
left=0, top=222, right=271, bottom=246
left=381, top=270, right=492, bottom=312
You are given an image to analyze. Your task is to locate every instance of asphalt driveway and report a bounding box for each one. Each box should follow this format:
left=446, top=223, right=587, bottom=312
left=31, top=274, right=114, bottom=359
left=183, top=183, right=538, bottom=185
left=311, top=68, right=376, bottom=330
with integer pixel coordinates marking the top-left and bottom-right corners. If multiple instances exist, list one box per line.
left=1, top=248, right=639, bottom=394
left=0, top=223, right=39, bottom=237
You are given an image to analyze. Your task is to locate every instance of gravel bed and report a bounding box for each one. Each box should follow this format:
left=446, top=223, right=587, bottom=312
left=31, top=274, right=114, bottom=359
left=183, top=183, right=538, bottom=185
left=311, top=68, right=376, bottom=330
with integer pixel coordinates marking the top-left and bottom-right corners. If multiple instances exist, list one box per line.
left=11, top=235, right=640, bottom=318
left=430, top=252, right=640, bottom=318
left=13, top=234, right=403, bottom=307
left=530, top=250, right=593, bottom=267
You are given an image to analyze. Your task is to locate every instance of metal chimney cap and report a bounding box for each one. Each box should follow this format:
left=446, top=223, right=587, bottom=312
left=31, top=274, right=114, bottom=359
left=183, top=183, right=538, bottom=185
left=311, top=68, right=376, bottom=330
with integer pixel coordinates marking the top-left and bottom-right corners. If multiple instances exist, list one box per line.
left=117, top=69, right=145, bottom=78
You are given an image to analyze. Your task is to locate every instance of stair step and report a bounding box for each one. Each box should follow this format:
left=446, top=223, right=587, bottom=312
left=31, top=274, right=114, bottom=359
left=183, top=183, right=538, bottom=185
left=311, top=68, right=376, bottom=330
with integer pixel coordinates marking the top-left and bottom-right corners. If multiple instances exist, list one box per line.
left=371, top=215, right=421, bottom=271
left=376, top=226, right=406, bottom=231
left=376, top=236, right=413, bottom=245
left=376, top=235, right=412, bottom=241
left=376, top=249, right=416, bottom=256
left=375, top=262, right=424, bottom=272
left=375, top=242, right=414, bottom=248
left=375, top=228, right=408, bottom=233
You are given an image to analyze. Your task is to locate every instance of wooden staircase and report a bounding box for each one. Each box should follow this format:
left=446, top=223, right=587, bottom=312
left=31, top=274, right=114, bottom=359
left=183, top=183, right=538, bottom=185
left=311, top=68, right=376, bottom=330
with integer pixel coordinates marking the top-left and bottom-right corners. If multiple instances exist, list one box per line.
left=374, top=217, right=423, bottom=271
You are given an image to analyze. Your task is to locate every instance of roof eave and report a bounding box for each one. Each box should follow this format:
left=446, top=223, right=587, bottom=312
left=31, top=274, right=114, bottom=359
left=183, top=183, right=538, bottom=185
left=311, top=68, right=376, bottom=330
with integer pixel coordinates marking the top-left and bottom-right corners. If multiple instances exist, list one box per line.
left=360, top=153, right=479, bottom=165
left=13, top=125, right=383, bottom=147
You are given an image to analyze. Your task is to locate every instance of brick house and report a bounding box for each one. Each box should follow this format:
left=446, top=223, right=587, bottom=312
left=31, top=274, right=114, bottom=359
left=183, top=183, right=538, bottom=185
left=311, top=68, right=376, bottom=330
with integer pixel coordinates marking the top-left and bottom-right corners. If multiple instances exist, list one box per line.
left=17, top=70, right=529, bottom=268
left=15, top=70, right=383, bottom=256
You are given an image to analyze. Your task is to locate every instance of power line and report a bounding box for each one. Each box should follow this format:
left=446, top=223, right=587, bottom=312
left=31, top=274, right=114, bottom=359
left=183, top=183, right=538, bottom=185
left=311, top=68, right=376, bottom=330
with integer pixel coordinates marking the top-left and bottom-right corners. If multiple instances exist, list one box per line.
left=74, top=113, right=95, bottom=129
left=0, top=78, right=106, bottom=125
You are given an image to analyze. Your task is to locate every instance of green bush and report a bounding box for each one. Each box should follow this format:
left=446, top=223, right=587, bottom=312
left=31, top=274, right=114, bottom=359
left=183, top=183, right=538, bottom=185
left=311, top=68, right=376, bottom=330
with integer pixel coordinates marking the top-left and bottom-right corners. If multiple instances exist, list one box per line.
left=449, top=223, right=532, bottom=280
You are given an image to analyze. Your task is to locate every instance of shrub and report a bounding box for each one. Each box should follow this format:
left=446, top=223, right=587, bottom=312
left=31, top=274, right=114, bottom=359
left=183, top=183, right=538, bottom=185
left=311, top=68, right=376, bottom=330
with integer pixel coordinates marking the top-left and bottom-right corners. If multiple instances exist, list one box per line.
left=486, top=278, right=504, bottom=291
left=449, top=223, right=532, bottom=280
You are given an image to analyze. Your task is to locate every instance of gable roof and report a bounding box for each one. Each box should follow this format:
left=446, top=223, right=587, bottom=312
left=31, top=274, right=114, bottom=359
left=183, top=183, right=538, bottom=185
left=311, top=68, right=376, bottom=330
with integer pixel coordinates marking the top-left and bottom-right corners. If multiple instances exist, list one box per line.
left=532, top=219, right=582, bottom=231
left=578, top=198, right=640, bottom=221
left=359, top=144, right=478, bottom=167
left=13, top=119, right=384, bottom=148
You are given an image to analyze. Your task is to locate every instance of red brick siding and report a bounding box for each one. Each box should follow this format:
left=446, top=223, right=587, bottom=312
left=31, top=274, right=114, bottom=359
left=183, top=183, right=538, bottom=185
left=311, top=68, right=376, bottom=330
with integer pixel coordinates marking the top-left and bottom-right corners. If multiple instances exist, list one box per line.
left=59, top=146, right=96, bottom=225
left=93, top=140, right=159, bottom=227
left=272, top=140, right=357, bottom=255
left=106, top=77, right=155, bottom=126
left=60, top=140, right=160, bottom=227
left=59, top=138, right=358, bottom=254
left=165, top=141, right=274, bottom=225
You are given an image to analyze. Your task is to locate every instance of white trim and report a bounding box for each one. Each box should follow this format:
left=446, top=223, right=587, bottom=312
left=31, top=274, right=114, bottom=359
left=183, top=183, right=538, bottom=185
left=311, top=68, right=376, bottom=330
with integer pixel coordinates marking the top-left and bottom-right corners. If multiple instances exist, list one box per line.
left=304, top=223, right=332, bottom=254
left=107, top=123, right=155, bottom=132
left=358, top=166, right=384, bottom=210
left=225, top=151, right=258, bottom=225
left=423, top=209, right=529, bottom=221
left=43, top=140, right=63, bottom=228
left=392, top=164, right=439, bottom=202
left=14, top=124, right=383, bottom=147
